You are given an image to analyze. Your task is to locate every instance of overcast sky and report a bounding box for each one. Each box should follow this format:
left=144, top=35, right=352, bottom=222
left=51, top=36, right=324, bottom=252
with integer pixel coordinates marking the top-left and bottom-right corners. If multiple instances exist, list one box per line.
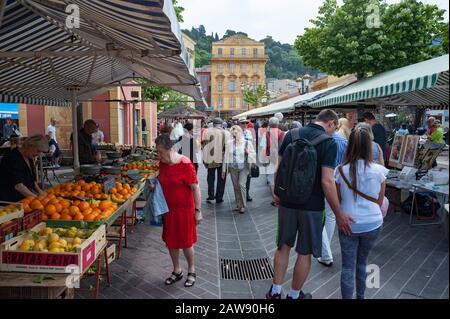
left=178, top=0, right=449, bottom=44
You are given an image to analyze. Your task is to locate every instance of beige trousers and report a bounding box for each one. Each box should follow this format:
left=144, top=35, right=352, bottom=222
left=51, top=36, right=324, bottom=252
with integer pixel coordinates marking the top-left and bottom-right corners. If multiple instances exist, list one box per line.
left=229, top=167, right=249, bottom=210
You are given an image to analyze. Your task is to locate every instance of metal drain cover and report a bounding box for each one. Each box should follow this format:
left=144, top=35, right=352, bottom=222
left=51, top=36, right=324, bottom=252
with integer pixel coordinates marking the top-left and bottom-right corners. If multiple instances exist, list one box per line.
left=220, top=258, right=274, bottom=281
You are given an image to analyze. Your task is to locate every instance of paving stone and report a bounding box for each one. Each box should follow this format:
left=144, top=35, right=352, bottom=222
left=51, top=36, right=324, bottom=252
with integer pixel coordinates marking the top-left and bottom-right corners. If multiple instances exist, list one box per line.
left=218, top=241, right=241, bottom=250
left=220, top=291, right=254, bottom=299
left=220, top=280, right=251, bottom=293
left=242, top=249, right=268, bottom=259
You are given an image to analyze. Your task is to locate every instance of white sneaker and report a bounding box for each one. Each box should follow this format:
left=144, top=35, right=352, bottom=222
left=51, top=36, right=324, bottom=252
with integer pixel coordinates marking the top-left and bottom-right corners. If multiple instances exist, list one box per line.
left=317, top=257, right=333, bottom=267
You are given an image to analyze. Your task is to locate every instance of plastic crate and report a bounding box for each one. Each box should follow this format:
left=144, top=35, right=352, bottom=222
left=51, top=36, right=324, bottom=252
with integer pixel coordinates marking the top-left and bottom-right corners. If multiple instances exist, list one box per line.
left=18, top=210, right=42, bottom=232
left=0, top=220, right=19, bottom=243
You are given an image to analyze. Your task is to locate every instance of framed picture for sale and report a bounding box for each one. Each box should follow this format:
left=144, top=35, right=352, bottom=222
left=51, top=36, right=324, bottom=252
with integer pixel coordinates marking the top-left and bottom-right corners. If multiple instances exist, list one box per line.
left=389, top=134, right=406, bottom=167
left=401, top=135, right=420, bottom=167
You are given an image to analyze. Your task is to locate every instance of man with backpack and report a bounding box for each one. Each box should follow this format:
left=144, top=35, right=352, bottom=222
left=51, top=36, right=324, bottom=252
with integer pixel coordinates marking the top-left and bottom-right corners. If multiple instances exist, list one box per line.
left=266, top=109, right=354, bottom=299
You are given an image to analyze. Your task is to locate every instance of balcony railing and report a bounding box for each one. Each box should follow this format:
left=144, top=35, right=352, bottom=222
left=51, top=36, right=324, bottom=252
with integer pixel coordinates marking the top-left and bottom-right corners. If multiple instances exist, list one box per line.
left=211, top=55, right=269, bottom=60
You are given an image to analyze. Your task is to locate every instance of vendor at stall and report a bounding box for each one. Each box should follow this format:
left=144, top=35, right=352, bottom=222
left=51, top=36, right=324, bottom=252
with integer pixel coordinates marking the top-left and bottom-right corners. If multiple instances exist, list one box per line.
left=0, top=134, right=48, bottom=202
left=71, top=119, right=101, bottom=164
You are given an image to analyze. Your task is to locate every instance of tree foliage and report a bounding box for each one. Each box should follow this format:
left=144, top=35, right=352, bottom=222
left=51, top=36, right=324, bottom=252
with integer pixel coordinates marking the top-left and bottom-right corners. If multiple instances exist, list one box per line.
left=138, top=79, right=188, bottom=112
left=243, top=85, right=269, bottom=107
left=295, top=0, right=448, bottom=78
left=172, top=0, right=184, bottom=23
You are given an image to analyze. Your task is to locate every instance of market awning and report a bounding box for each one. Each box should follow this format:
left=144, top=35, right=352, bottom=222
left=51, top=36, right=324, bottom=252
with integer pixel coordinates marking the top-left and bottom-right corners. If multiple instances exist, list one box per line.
left=309, top=54, right=449, bottom=109
left=232, top=86, right=344, bottom=119
left=0, top=0, right=204, bottom=105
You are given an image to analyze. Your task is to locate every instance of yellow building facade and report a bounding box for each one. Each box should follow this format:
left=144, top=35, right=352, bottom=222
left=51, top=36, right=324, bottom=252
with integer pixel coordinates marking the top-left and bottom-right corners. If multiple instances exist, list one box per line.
left=211, top=35, right=267, bottom=117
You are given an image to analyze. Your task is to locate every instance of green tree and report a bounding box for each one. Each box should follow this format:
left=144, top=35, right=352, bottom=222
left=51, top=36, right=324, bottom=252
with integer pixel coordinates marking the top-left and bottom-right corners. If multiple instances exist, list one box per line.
left=172, top=0, right=184, bottom=23
left=138, top=79, right=188, bottom=112
left=243, top=85, right=269, bottom=107
left=295, top=0, right=448, bottom=78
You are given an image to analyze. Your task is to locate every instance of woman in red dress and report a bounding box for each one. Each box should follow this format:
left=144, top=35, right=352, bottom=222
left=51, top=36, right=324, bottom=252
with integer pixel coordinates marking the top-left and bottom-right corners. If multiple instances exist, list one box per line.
left=155, top=134, right=202, bottom=287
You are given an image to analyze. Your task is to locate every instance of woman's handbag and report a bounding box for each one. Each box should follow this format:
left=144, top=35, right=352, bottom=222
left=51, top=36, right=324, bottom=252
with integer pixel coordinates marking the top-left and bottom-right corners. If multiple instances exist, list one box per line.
left=250, top=164, right=260, bottom=178
left=338, top=166, right=389, bottom=217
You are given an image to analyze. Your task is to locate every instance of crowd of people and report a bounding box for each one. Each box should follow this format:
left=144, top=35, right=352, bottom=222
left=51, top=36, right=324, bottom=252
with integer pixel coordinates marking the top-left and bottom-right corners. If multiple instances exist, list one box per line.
left=154, top=110, right=397, bottom=298
left=0, top=109, right=445, bottom=297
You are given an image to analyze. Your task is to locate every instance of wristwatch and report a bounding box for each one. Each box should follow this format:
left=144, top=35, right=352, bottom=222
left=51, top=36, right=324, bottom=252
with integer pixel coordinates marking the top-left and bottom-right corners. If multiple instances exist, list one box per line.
left=195, top=208, right=201, bottom=212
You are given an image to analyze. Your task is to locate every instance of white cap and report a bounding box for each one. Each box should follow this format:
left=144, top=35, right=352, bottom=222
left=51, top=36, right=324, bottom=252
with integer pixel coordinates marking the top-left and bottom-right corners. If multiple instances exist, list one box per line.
left=274, top=112, right=284, bottom=121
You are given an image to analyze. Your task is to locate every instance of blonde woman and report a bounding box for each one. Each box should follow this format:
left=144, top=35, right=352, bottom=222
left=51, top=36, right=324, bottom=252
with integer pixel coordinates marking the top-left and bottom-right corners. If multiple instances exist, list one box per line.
left=337, top=118, right=352, bottom=140
left=0, top=134, right=48, bottom=201
left=222, top=126, right=256, bottom=214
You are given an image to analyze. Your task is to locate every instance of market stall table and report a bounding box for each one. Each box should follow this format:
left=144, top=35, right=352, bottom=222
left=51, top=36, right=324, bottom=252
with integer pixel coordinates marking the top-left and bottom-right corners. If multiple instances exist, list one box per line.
left=409, top=183, right=449, bottom=226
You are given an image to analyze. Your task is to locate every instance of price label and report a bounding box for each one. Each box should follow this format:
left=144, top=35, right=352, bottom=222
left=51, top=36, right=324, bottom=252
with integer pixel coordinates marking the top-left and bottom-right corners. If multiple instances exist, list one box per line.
left=103, top=177, right=116, bottom=194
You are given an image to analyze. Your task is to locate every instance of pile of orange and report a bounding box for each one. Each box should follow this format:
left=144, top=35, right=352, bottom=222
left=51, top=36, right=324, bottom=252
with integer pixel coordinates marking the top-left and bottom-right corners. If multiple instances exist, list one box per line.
left=109, top=182, right=138, bottom=202
left=47, top=180, right=109, bottom=199
left=21, top=195, right=117, bottom=222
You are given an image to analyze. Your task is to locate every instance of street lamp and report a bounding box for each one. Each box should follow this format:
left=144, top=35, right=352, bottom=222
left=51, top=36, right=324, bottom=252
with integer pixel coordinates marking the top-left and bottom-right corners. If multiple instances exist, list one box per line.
left=296, top=74, right=311, bottom=95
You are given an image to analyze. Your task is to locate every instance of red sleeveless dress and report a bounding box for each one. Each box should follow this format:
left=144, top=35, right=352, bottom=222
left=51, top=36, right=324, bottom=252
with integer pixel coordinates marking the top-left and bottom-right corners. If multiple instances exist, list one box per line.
left=159, top=156, right=198, bottom=249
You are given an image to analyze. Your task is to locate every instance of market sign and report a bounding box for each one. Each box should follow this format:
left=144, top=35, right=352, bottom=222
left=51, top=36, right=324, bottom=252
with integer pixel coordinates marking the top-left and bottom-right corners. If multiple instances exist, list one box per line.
left=0, top=103, right=19, bottom=119
left=103, top=177, right=116, bottom=194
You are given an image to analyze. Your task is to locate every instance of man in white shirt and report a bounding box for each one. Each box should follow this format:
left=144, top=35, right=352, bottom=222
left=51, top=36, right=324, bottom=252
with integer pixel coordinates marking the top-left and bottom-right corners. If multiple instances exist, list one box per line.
left=47, top=118, right=57, bottom=143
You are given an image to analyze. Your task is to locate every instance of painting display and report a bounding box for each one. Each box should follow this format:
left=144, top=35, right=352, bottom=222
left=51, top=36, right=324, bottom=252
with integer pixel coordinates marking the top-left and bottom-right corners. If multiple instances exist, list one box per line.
left=401, top=135, right=420, bottom=167
left=389, top=134, right=406, bottom=165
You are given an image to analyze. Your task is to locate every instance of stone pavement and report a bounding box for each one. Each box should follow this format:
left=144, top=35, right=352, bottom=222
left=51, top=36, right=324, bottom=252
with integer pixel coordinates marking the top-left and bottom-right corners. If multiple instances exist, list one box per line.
left=75, top=166, right=449, bottom=299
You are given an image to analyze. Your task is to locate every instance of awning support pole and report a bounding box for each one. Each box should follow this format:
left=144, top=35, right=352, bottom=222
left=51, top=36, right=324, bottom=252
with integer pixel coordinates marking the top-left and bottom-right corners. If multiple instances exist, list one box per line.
left=70, top=87, right=80, bottom=173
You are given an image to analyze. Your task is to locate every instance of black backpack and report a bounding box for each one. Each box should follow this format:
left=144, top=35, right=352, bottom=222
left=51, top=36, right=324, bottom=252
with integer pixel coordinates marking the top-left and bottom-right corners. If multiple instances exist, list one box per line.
left=274, top=128, right=331, bottom=206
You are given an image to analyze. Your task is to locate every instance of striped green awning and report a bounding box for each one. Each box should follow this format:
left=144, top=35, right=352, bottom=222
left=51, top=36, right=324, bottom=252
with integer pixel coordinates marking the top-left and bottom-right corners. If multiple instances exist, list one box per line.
left=310, top=54, right=449, bottom=108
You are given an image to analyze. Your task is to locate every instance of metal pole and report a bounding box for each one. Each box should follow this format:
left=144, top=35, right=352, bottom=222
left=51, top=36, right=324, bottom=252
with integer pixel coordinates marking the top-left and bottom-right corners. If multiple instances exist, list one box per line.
left=71, top=89, right=80, bottom=173
left=132, top=101, right=137, bottom=147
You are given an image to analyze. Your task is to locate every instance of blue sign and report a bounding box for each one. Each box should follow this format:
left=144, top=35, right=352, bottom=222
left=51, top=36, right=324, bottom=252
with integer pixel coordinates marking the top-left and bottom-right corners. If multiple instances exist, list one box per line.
left=0, top=103, right=19, bottom=119
left=207, top=106, right=214, bottom=111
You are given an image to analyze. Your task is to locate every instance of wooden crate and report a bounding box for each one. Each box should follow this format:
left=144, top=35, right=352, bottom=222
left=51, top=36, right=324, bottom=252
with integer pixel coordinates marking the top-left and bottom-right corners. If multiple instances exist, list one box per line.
left=0, top=272, right=76, bottom=299
left=0, top=201, right=24, bottom=225
left=0, top=223, right=106, bottom=274
left=106, top=244, right=116, bottom=264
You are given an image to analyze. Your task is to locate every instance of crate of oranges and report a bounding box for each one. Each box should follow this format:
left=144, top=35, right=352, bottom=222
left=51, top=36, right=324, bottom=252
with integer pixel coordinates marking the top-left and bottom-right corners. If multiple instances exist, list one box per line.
left=20, top=194, right=119, bottom=228
left=46, top=180, right=110, bottom=200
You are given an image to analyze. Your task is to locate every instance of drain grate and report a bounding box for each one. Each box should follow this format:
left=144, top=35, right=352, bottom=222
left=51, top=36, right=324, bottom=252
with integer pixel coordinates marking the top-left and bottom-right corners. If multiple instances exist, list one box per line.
left=220, top=258, right=274, bottom=281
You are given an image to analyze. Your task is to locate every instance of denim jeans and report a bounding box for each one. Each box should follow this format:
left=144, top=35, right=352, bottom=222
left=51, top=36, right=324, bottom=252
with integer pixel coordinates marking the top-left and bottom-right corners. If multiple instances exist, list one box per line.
left=339, top=226, right=382, bottom=299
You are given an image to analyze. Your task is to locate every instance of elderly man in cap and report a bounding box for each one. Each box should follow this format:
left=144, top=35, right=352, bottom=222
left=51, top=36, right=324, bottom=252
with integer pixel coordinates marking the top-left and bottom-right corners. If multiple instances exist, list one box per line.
left=238, top=117, right=255, bottom=202
left=202, top=117, right=230, bottom=204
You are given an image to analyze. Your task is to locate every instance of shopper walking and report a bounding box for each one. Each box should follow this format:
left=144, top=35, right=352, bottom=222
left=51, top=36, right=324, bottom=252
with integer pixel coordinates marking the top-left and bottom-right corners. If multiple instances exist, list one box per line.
left=156, top=134, right=202, bottom=288
left=202, top=118, right=229, bottom=204
left=336, top=126, right=388, bottom=299
left=260, top=117, right=285, bottom=206
left=222, top=126, right=256, bottom=214
left=266, top=109, right=354, bottom=299
left=238, top=118, right=254, bottom=202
